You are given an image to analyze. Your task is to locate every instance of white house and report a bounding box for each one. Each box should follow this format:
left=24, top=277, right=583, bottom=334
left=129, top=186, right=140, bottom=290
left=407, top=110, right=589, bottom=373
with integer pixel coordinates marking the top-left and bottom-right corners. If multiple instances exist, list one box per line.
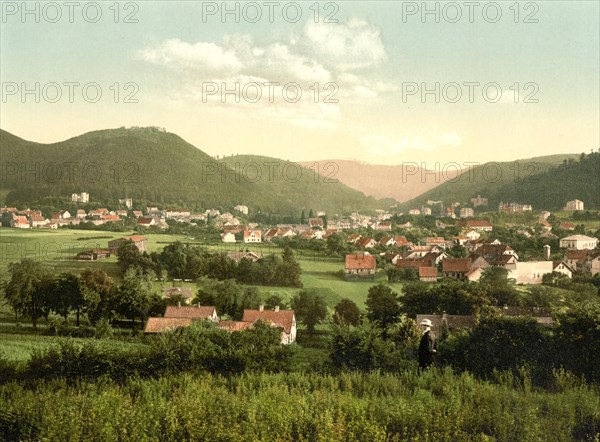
left=234, top=205, right=249, bottom=215
left=221, top=232, right=236, bottom=243
left=559, top=235, right=598, bottom=250
left=564, top=199, right=584, bottom=211
left=508, top=261, right=572, bottom=285
left=243, top=230, right=262, bottom=243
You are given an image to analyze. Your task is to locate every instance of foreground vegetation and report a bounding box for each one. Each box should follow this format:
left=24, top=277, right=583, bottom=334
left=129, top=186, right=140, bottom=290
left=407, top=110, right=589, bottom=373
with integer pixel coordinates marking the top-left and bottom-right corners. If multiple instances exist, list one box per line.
left=1, top=369, right=599, bottom=441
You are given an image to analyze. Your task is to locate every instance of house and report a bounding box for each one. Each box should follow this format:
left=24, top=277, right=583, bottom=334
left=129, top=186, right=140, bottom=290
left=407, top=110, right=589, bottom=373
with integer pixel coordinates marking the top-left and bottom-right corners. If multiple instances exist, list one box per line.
left=425, top=237, right=446, bottom=248
left=164, top=305, right=219, bottom=322
left=76, top=209, right=87, bottom=219
left=459, top=208, right=475, bottom=218
left=76, top=249, right=111, bottom=260
left=162, top=287, right=194, bottom=304
left=458, top=220, right=493, bottom=231
left=508, top=261, right=563, bottom=285
left=465, top=267, right=484, bottom=282
left=356, top=237, right=377, bottom=249
left=89, top=208, right=109, bottom=218
left=376, top=221, right=392, bottom=231
left=564, top=199, right=584, bottom=211
left=221, top=232, right=237, bottom=243
left=241, top=305, right=297, bottom=344
left=395, top=258, right=425, bottom=271
left=137, top=216, right=167, bottom=229
left=347, top=233, right=362, bottom=244
left=442, top=258, right=472, bottom=280
left=471, top=195, right=488, bottom=207
left=133, top=210, right=143, bottom=217
left=563, top=249, right=589, bottom=271
left=234, top=205, right=249, bottom=215
left=144, top=317, right=193, bottom=334
left=559, top=222, right=575, bottom=231
left=71, top=192, right=89, bottom=203
left=472, top=244, right=518, bottom=262
left=419, top=266, right=438, bottom=282
left=217, top=320, right=255, bottom=332
left=465, top=230, right=481, bottom=241
left=552, top=261, right=574, bottom=279
left=398, top=221, right=413, bottom=229
left=379, top=236, right=396, bottom=247
left=29, top=215, right=49, bottom=228
left=308, top=218, right=324, bottom=229
left=108, top=235, right=147, bottom=254
left=243, top=230, right=262, bottom=243
left=345, top=252, right=376, bottom=278
left=559, top=235, right=598, bottom=250
left=164, top=208, right=191, bottom=219
left=407, top=245, right=437, bottom=258
left=226, top=251, right=263, bottom=262
left=101, top=214, right=121, bottom=222
left=394, top=236, right=413, bottom=248
left=538, top=219, right=552, bottom=231
left=587, top=253, right=600, bottom=276
left=11, top=215, right=30, bottom=229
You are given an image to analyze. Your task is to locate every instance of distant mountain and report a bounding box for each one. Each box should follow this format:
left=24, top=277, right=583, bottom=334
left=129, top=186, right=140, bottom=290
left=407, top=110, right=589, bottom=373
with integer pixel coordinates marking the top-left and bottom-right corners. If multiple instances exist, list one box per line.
left=0, top=128, right=379, bottom=213
left=400, top=153, right=596, bottom=210
left=297, top=159, right=459, bottom=203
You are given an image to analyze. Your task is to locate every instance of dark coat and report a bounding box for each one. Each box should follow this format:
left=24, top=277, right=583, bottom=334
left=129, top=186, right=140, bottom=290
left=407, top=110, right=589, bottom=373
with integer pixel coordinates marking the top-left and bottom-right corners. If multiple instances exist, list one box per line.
left=418, top=330, right=435, bottom=369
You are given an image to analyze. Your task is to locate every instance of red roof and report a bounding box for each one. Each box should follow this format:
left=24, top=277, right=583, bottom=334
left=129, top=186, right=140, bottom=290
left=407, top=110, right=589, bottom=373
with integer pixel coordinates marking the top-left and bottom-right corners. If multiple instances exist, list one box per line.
left=419, top=266, right=438, bottom=278
left=125, top=235, right=147, bottom=242
left=217, top=320, right=254, bottom=332
left=144, top=317, right=192, bottom=333
left=442, top=258, right=472, bottom=273
left=164, top=305, right=216, bottom=320
left=241, top=309, right=295, bottom=334
left=345, top=253, right=376, bottom=270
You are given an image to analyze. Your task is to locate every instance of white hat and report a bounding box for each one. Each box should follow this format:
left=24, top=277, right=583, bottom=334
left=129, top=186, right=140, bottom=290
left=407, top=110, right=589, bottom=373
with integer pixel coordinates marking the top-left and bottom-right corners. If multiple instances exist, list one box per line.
left=419, top=319, right=432, bottom=327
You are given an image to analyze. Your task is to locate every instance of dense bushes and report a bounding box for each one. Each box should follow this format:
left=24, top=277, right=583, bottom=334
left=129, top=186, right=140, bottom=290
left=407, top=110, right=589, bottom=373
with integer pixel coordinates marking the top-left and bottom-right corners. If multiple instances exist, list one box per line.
left=2, top=321, right=294, bottom=383
left=1, top=370, right=599, bottom=441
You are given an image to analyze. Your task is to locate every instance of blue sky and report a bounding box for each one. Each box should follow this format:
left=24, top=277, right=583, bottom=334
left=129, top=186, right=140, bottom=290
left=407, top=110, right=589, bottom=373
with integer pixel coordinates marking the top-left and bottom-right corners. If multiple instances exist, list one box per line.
left=1, top=1, right=598, bottom=165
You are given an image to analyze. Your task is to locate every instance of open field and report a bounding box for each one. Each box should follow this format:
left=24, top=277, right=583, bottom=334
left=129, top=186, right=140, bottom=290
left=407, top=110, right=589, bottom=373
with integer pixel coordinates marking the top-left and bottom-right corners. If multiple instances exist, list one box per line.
left=0, top=228, right=403, bottom=310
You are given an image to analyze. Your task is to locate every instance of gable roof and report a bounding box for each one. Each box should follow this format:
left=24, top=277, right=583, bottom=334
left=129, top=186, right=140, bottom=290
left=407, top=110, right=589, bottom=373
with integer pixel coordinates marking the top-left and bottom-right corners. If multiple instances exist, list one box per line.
left=442, top=257, right=472, bottom=273
left=217, top=320, right=254, bottom=332
left=144, top=317, right=192, bottom=333
left=419, top=266, right=438, bottom=278
left=164, top=305, right=217, bottom=320
left=241, top=309, right=295, bottom=334
left=345, top=253, right=376, bottom=270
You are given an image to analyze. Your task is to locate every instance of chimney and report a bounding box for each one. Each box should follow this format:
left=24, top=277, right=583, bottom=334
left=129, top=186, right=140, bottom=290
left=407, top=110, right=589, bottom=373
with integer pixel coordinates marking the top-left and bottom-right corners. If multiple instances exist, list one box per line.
left=543, top=244, right=551, bottom=261
left=274, top=306, right=280, bottom=312
left=259, top=305, right=264, bottom=312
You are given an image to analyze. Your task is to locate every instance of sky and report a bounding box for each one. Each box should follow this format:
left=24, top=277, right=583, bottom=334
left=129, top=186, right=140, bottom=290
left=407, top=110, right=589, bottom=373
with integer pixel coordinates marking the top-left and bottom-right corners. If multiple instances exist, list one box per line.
left=1, top=1, right=598, bottom=166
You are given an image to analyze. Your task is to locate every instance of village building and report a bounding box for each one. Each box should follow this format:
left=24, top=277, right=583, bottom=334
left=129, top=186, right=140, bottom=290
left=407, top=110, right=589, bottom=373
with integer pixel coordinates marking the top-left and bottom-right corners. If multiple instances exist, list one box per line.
left=162, top=287, right=194, bottom=304
left=442, top=258, right=472, bottom=280
left=241, top=306, right=297, bottom=344
left=243, top=230, right=262, bottom=243
left=564, top=199, right=584, bottom=211
left=418, top=266, right=438, bottom=282
left=559, top=235, right=598, bottom=250
left=76, top=249, right=111, bottom=260
left=345, top=252, right=376, bottom=278
left=108, top=235, right=147, bottom=254
left=164, top=305, right=219, bottom=322
left=458, top=220, right=493, bottom=231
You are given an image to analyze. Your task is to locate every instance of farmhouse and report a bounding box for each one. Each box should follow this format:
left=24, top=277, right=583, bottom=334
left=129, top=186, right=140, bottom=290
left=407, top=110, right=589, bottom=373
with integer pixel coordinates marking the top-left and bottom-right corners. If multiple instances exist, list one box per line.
left=458, top=220, right=493, bottom=231
left=419, top=266, right=438, bottom=282
left=442, top=258, right=472, bottom=280
left=76, top=249, right=111, bottom=260
left=108, top=235, right=147, bottom=254
left=164, top=305, right=219, bottom=322
left=241, top=306, right=297, bottom=344
left=144, top=317, right=192, bottom=334
left=243, top=230, right=262, bottom=243
left=345, top=252, right=376, bottom=278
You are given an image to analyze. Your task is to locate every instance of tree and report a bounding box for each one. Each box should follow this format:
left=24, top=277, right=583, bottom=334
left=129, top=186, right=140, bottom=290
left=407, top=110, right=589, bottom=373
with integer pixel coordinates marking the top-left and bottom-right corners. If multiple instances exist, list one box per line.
left=194, top=278, right=243, bottom=319
left=51, top=272, right=85, bottom=326
left=278, top=246, right=302, bottom=287
left=3, top=259, right=52, bottom=329
left=264, top=294, right=288, bottom=310
left=326, top=233, right=345, bottom=256
left=366, top=284, right=401, bottom=330
left=300, top=210, right=306, bottom=225
left=333, top=298, right=361, bottom=326
left=291, top=290, right=328, bottom=335
left=80, top=268, right=114, bottom=324
left=114, top=266, right=156, bottom=332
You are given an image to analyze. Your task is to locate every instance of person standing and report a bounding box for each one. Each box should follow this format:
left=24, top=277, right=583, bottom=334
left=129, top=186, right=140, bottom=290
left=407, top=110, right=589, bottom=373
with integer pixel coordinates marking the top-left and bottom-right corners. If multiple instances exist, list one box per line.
left=418, top=318, right=436, bottom=370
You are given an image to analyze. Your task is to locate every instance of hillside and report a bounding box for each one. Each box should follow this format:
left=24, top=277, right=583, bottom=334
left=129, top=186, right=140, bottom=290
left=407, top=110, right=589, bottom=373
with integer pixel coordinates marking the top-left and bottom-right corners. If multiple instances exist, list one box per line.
left=0, top=128, right=379, bottom=213
left=297, top=159, right=458, bottom=203
left=221, top=155, right=380, bottom=214
left=400, top=153, right=588, bottom=210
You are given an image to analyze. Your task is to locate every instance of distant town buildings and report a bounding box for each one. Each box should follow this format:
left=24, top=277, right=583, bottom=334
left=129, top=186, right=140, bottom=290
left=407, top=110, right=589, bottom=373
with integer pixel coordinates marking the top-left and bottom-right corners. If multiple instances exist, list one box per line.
left=564, top=199, right=584, bottom=211
left=471, top=195, right=488, bottom=207
left=118, top=198, right=133, bottom=209
left=71, top=192, right=89, bottom=203
left=498, top=202, right=533, bottom=213
left=459, top=207, right=475, bottom=218
left=559, top=235, right=599, bottom=250
left=234, top=205, right=249, bottom=215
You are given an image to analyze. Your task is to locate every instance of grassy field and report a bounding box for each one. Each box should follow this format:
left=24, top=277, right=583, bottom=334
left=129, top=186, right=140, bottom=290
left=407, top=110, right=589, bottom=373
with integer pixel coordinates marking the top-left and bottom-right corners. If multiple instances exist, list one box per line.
left=0, top=228, right=402, bottom=310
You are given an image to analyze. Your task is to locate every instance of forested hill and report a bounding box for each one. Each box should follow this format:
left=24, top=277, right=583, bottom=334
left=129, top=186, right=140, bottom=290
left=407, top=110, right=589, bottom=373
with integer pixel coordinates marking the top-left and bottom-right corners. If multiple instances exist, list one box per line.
left=0, top=127, right=379, bottom=213
left=401, top=153, right=596, bottom=210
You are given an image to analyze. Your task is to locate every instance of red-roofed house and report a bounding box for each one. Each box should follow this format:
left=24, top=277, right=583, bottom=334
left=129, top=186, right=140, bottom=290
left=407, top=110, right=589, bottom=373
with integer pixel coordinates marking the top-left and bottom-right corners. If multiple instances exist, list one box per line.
left=442, top=258, right=473, bottom=280
left=243, top=230, right=262, bottom=243
left=345, top=252, right=376, bottom=278
left=144, top=317, right=193, bottom=334
left=11, top=215, right=30, bottom=229
left=559, top=222, right=575, bottom=231
left=108, top=235, right=147, bottom=254
left=241, top=306, right=297, bottom=344
left=356, top=237, right=377, bottom=249
left=458, top=220, right=493, bottom=231
left=419, top=266, right=438, bottom=282
left=164, top=305, right=219, bottom=322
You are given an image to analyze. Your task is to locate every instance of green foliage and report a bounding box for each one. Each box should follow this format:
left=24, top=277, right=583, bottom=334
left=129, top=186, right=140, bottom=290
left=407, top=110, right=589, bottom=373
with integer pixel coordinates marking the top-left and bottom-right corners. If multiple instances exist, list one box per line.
left=194, top=278, right=260, bottom=320
left=366, top=284, right=401, bottom=330
left=333, top=298, right=361, bottom=326
left=291, top=290, right=328, bottom=334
